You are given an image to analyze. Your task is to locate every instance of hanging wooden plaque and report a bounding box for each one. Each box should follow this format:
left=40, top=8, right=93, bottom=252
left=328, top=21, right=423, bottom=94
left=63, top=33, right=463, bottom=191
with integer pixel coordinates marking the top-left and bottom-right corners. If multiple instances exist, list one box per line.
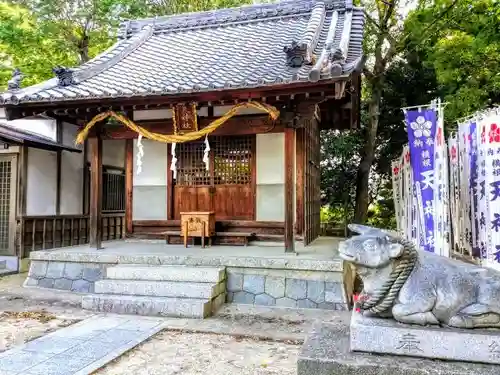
left=173, top=102, right=198, bottom=134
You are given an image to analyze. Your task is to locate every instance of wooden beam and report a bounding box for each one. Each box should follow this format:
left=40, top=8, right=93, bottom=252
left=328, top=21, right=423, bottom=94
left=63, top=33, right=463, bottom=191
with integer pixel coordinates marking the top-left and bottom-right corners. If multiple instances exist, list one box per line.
left=284, top=126, right=295, bottom=253
left=89, top=137, right=103, bottom=249
left=125, top=139, right=133, bottom=234
left=295, top=127, right=305, bottom=236
left=3, top=80, right=344, bottom=121
left=102, top=115, right=283, bottom=140
left=55, top=120, right=63, bottom=214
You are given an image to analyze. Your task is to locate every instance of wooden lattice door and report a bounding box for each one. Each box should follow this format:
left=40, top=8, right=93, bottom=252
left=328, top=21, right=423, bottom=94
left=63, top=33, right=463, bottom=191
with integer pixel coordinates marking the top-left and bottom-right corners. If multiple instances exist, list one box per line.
left=304, top=118, right=321, bottom=245
left=173, top=135, right=255, bottom=220
left=174, top=140, right=212, bottom=218
left=0, top=155, right=17, bottom=255
left=212, top=136, right=254, bottom=220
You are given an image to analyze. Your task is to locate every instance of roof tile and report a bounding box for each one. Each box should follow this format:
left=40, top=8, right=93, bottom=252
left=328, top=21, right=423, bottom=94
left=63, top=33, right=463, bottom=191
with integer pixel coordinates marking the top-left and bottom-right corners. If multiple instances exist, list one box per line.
left=1, top=0, right=364, bottom=106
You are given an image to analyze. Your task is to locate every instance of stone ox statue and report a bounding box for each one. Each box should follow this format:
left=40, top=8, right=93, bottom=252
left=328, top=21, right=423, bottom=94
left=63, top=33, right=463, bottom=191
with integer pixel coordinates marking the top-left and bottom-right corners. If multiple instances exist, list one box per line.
left=339, top=224, right=500, bottom=329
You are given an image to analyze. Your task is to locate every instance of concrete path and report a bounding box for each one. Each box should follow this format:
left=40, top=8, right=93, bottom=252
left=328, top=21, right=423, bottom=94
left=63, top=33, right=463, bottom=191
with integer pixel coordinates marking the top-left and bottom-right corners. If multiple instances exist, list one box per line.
left=0, top=315, right=164, bottom=375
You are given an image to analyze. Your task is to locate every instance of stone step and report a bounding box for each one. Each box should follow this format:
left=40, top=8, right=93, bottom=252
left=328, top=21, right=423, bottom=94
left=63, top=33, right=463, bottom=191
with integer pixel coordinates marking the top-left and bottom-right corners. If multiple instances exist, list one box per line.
left=94, top=279, right=225, bottom=299
left=82, top=293, right=226, bottom=318
left=106, top=265, right=226, bottom=283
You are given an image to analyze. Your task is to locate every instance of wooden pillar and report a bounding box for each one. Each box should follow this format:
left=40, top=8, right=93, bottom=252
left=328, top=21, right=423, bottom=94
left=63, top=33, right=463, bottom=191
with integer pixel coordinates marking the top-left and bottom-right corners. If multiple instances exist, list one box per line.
left=166, top=143, right=173, bottom=220
left=125, top=139, right=133, bottom=234
left=82, top=140, right=88, bottom=214
left=295, top=128, right=305, bottom=236
left=284, top=126, right=295, bottom=253
left=17, top=146, right=28, bottom=258
left=89, top=137, right=103, bottom=249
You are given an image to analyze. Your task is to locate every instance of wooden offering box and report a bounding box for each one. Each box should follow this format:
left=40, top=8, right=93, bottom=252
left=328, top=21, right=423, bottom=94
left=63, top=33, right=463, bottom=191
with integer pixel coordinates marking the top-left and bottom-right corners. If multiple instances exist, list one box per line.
left=180, top=211, right=216, bottom=248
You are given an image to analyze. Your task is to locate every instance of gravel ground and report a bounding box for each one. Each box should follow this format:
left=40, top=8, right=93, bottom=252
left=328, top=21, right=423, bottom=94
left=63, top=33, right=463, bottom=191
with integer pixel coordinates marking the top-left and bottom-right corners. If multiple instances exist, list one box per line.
left=0, top=273, right=349, bottom=374
left=97, top=331, right=300, bottom=375
left=0, top=310, right=77, bottom=352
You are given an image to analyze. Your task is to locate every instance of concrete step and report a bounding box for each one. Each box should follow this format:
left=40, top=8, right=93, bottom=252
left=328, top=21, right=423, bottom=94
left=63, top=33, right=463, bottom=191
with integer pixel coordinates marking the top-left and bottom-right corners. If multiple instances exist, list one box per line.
left=0, top=260, right=5, bottom=270
left=94, top=279, right=225, bottom=299
left=82, top=292, right=226, bottom=318
left=106, top=265, right=226, bottom=283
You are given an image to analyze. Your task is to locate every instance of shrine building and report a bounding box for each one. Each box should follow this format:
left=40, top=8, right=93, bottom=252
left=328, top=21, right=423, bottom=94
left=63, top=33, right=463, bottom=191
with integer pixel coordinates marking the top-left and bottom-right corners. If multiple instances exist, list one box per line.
left=0, top=0, right=365, bottom=315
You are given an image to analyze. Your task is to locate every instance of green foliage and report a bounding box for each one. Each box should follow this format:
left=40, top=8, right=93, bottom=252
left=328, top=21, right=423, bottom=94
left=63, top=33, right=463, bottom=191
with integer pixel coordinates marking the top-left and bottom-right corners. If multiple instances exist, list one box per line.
left=320, top=129, right=363, bottom=224
left=0, top=2, right=74, bottom=87
left=366, top=180, right=397, bottom=229
left=0, top=0, right=251, bottom=89
left=405, top=0, right=500, bottom=122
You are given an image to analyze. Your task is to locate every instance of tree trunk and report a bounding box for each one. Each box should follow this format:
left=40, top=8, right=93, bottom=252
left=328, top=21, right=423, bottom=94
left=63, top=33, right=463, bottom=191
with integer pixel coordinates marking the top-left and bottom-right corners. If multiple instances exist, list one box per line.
left=77, top=35, right=90, bottom=64
left=354, top=86, right=382, bottom=223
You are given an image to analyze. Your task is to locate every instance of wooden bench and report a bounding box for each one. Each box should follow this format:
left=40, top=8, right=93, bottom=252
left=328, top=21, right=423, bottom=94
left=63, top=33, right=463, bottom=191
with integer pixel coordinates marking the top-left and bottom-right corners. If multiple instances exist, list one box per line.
left=215, top=232, right=255, bottom=246
left=163, top=231, right=254, bottom=246
left=164, top=231, right=181, bottom=245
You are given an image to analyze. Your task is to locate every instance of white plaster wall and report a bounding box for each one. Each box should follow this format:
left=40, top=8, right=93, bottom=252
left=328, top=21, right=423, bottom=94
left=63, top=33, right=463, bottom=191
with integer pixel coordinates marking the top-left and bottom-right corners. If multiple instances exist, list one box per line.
left=5, top=117, right=56, bottom=141
left=0, top=145, right=19, bottom=154
left=132, top=139, right=168, bottom=220
left=103, top=140, right=125, bottom=167
left=26, top=148, right=57, bottom=216
left=86, top=140, right=125, bottom=168
left=213, top=105, right=266, bottom=117
left=60, top=124, right=84, bottom=215
left=256, top=133, right=285, bottom=221
left=133, top=107, right=208, bottom=121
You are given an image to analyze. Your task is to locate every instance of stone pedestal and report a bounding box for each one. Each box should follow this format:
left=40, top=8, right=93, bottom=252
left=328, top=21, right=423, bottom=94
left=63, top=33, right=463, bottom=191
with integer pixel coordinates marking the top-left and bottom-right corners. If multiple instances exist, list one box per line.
left=350, top=310, right=500, bottom=365
left=297, top=317, right=499, bottom=375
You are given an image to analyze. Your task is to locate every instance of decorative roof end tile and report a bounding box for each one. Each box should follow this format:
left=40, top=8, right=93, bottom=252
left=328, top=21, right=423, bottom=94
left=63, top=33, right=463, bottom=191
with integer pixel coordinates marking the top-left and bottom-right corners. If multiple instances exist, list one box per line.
left=283, top=41, right=309, bottom=68
left=7, top=68, right=24, bottom=91
left=52, top=66, right=76, bottom=87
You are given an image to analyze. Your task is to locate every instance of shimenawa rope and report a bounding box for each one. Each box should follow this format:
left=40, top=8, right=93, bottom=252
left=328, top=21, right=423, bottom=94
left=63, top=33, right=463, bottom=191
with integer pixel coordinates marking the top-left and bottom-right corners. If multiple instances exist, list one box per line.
left=360, top=237, right=418, bottom=314
left=75, top=101, right=280, bottom=145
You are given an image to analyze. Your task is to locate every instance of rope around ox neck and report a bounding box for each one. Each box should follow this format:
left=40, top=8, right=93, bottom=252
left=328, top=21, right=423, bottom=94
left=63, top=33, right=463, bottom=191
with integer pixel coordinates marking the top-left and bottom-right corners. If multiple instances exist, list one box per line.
left=360, top=237, right=418, bottom=314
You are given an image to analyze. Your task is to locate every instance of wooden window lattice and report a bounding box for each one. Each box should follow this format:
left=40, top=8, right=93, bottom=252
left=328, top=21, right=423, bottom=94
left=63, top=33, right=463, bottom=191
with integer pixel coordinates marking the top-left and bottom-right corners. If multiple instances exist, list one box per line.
left=176, top=140, right=210, bottom=186
left=84, top=166, right=125, bottom=213
left=304, top=118, right=321, bottom=245
left=213, top=136, right=252, bottom=185
left=176, top=136, right=253, bottom=186
left=0, top=159, right=12, bottom=250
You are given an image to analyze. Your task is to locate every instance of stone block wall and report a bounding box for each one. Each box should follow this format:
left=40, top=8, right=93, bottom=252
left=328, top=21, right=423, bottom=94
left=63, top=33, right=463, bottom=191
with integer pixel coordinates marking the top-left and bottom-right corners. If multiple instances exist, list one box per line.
left=25, top=260, right=348, bottom=311
left=25, top=260, right=109, bottom=293
left=226, top=267, right=347, bottom=310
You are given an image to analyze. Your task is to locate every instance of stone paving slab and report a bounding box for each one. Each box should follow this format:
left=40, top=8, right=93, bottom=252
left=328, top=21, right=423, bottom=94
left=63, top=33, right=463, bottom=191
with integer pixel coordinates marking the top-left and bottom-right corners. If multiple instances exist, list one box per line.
left=0, top=314, right=164, bottom=375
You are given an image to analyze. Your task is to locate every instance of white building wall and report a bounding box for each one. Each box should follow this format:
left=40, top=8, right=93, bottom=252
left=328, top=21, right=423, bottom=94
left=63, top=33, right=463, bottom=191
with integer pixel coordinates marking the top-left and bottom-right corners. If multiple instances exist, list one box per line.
left=1, top=112, right=57, bottom=141
left=26, top=148, right=57, bottom=215
left=256, top=133, right=286, bottom=221
left=1, top=108, right=128, bottom=217
left=132, top=139, right=168, bottom=220
left=87, top=139, right=125, bottom=168
left=60, top=123, right=84, bottom=215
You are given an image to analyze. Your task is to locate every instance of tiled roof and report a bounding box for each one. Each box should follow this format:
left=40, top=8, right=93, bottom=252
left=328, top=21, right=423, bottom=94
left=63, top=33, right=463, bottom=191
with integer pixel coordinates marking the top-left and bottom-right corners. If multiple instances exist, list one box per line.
left=0, top=0, right=365, bottom=106
left=0, top=123, right=81, bottom=152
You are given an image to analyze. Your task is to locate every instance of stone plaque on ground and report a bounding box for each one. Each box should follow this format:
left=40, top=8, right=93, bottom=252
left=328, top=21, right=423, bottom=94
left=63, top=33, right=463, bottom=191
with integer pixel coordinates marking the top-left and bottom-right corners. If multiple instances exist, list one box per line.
left=350, top=311, right=500, bottom=365
left=297, top=318, right=500, bottom=375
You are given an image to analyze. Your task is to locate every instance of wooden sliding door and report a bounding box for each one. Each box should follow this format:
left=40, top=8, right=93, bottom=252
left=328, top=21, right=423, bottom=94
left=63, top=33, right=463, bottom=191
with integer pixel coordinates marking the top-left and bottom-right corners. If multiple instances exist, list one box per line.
left=173, top=135, right=255, bottom=220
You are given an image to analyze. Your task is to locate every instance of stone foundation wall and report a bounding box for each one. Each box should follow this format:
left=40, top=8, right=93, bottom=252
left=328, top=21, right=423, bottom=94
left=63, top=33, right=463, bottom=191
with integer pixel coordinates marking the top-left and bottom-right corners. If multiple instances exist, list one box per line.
left=25, top=260, right=109, bottom=293
left=25, top=260, right=348, bottom=311
left=226, top=267, right=347, bottom=310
